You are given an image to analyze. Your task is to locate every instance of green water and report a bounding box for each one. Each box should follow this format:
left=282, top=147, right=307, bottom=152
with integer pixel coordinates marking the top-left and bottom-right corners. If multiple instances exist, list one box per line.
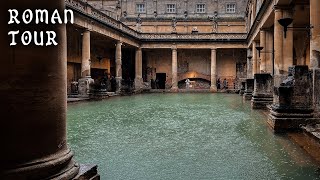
left=67, top=93, right=319, bottom=180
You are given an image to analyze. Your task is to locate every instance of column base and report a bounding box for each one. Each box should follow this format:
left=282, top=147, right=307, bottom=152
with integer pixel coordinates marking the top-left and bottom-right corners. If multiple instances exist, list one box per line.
left=115, top=77, right=122, bottom=94
left=268, top=106, right=319, bottom=133
left=243, top=92, right=253, bottom=100
left=244, top=79, right=254, bottom=100
left=239, top=89, right=245, bottom=96
left=210, top=86, right=217, bottom=92
left=171, top=86, right=179, bottom=92
left=313, top=68, right=320, bottom=117
left=2, top=150, right=79, bottom=180
left=134, top=78, right=144, bottom=92
left=78, top=76, right=94, bottom=96
left=251, top=94, right=273, bottom=109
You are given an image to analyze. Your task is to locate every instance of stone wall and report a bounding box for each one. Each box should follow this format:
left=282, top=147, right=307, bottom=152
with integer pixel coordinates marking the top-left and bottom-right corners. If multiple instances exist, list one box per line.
left=125, top=21, right=246, bottom=33
left=120, top=0, right=247, bottom=19
left=144, top=48, right=246, bottom=88
left=88, top=0, right=248, bottom=34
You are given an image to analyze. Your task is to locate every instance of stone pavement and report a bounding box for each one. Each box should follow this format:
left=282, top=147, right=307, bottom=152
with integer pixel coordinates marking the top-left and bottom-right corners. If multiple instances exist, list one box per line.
left=302, top=124, right=320, bottom=144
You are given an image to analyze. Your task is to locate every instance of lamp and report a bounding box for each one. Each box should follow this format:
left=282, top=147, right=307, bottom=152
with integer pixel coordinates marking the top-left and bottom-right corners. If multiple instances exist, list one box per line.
left=255, top=46, right=264, bottom=57
left=278, top=18, right=313, bottom=38
left=247, top=55, right=253, bottom=60
left=278, top=18, right=293, bottom=38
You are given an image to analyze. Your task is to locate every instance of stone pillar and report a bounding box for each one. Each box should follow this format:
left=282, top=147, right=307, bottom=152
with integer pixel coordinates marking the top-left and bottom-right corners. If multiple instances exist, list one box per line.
left=81, top=30, right=91, bottom=77
left=252, top=41, right=259, bottom=76
left=260, top=30, right=266, bottom=72
left=274, top=8, right=283, bottom=76
left=251, top=73, right=273, bottom=109
left=171, top=48, right=178, bottom=91
left=115, top=41, right=122, bottom=93
left=239, top=80, right=246, bottom=96
left=282, top=10, right=293, bottom=73
left=268, top=66, right=317, bottom=132
left=310, top=0, right=320, bottom=116
left=135, top=47, right=143, bottom=91
left=243, top=79, right=254, bottom=100
left=265, top=30, right=274, bottom=73
left=310, top=0, right=320, bottom=69
left=210, top=48, right=217, bottom=92
left=273, top=8, right=289, bottom=87
left=1, top=0, right=79, bottom=179
left=247, top=48, right=253, bottom=79
left=78, top=30, right=94, bottom=96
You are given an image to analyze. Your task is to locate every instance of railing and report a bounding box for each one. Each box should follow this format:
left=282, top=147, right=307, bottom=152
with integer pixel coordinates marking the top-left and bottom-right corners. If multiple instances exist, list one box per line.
left=65, top=0, right=247, bottom=41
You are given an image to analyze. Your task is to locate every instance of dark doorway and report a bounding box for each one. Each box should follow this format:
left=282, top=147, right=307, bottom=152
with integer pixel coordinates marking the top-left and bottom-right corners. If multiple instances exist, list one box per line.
left=156, top=73, right=166, bottom=89
left=91, top=68, right=107, bottom=81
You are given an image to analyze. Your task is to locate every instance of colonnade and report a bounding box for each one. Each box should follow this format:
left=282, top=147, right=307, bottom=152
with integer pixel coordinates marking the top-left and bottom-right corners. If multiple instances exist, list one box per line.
left=79, top=33, right=221, bottom=93
left=247, top=1, right=320, bottom=132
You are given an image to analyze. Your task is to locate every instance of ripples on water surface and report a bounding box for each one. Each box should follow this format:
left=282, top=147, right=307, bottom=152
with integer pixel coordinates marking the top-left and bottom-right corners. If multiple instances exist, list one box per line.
left=67, top=93, right=319, bottom=180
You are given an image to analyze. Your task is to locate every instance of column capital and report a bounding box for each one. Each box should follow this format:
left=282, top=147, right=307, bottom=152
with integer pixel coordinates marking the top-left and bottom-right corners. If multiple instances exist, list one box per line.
left=171, top=47, right=177, bottom=51
left=116, top=41, right=123, bottom=46
left=211, top=48, right=217, bottom=51
left=83, top=28, right=91, bottom=33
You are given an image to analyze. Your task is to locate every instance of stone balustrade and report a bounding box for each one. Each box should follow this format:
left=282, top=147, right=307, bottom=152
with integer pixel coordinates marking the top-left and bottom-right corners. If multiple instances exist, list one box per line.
left=65, top=0, right=247, bottom=41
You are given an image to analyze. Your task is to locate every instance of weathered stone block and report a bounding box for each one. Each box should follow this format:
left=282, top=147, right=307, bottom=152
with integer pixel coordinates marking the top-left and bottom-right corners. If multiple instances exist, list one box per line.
left=313, top=68, right=320, bottom=117
left=73, top=164, right=100, bottom=180
left=251, top=73, right=273, bottom=109
left=268, top=66, right=317, bottom=132
left=134, top=77, right=144, bottom=92
left=238, top=79, right=246, bottom=96
left=78, top=76, right=94, bottom=96
left=243, top=78, right=254, bottom=100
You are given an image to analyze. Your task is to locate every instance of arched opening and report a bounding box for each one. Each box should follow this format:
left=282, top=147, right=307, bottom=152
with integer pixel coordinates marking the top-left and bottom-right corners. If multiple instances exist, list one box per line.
left=178, top=78, right=211, bottom=89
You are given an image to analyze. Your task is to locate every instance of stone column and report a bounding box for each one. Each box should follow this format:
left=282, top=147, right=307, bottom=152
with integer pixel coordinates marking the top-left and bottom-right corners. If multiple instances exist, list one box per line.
left=310, top=0, right=320, bottom=69
left=247, top=48, right=253, bottom=79
left=274, top=8, right=283, bottom=76
left=171, top=48, right=178, bottom=91
left=1, top=0, right=79, bottom=179
left=310, top=0, right=320, bottom=115
left=265, top=30, right=274, bottom=73
left=210, top=48, right=217, bottom=92
left=135, top=47, right=143, bottom=91
left=282, top=10, right=293, bottom=73
left=115, top=41, right=122, bottom=93
left=273, top=8, right=289, bottom=87
left=81, top=30, right=91, bottom=77
left=252, top=41, right=259, bottom=76
left=78, top=30, right=94, bottom=95
left=260, top=30, right=266, bottom=72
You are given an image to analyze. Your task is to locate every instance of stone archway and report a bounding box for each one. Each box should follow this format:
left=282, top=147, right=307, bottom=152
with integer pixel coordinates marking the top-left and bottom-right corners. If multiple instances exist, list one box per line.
left=178, top=71, right=211, bottom=89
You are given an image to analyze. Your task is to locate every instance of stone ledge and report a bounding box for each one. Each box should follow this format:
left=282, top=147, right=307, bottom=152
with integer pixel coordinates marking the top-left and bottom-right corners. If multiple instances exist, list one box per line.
left=73, top=164, right=100, bottom=180
left=301, top=124, right=320, bottom=144
left=267, top=112, right=318, bottom=133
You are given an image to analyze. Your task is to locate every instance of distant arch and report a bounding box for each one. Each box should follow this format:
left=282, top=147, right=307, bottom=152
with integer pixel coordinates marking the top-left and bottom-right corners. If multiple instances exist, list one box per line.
left=178, top=71, right=211, bottom=82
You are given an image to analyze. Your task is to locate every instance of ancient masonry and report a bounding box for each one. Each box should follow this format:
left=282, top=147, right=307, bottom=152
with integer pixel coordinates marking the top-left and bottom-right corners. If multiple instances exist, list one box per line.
left=2, top=0, right=320, bottom=179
